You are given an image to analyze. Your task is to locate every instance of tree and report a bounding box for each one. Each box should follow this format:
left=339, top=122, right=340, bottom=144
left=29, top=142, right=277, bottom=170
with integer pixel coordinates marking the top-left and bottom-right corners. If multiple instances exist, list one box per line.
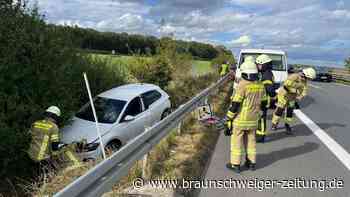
left=345, top=57, right=350, bottom=71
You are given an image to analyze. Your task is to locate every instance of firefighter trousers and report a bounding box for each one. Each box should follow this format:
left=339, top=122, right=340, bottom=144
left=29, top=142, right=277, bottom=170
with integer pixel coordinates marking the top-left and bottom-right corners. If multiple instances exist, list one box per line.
left=257, top=109, right=267, bottom=136
left=272, top=94, right=295, bottom=125
left=231, top=128, right=256, bottom=165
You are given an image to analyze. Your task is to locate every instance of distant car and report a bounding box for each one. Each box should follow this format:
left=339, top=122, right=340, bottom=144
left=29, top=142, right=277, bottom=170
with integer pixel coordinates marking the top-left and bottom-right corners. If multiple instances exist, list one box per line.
left=61, top=83, right=171, bottom=160
left=287, top=65, right=300, bottom=74
left=314, top=67, right=333, bottom=82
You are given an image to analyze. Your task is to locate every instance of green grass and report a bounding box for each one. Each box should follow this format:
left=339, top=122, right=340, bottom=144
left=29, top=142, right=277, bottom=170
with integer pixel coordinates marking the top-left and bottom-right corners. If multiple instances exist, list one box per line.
left=90, top=54, right=213, bottom=76
left=192, top=60, right=213, bottom=75
left=89, top=54, right=150, bottom=65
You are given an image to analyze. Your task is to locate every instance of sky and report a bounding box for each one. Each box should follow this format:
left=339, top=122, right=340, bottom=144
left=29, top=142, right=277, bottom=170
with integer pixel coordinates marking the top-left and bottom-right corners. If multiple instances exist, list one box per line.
left=32, top=0, right=350, bottom=67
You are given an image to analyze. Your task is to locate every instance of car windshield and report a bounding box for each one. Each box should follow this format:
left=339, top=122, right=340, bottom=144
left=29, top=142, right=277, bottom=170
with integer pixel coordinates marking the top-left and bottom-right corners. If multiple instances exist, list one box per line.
left=240, top=53, right=286, bottom=71
left=76, top=97, right=126, bottom=124
left=316, top=67, right=329, bottom=73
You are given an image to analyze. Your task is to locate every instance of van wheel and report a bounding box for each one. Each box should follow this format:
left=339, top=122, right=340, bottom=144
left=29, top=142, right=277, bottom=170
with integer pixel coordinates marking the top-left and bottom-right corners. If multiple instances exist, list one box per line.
left=161, top=109, right=171, bottom=120
left=105, top=140, right=122, bottom=156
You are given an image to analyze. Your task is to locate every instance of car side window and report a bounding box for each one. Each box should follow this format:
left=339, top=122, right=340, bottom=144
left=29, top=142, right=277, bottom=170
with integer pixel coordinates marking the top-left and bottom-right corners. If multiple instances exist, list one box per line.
left=141, top=90, right=162, bottom=110
left=122, top=97, right=143, bottom=121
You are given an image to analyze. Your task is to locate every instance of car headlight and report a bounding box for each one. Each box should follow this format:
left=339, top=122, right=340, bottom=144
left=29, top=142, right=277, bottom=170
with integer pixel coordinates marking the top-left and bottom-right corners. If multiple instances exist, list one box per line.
left=83, top=142, right=100, bottom=152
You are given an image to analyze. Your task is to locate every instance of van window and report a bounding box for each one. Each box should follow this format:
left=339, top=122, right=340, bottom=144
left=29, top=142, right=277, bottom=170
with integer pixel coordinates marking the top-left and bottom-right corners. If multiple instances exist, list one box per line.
left=141, top=90, right=162, bottom=110
left=240, top=53, right=286, bottom=71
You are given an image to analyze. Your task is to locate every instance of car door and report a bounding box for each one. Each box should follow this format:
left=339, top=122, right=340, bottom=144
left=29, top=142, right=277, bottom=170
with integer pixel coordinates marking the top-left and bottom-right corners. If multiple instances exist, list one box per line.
left=141, top=90, right=163, bottom=125
left=118, top=96, right=151, bottom=141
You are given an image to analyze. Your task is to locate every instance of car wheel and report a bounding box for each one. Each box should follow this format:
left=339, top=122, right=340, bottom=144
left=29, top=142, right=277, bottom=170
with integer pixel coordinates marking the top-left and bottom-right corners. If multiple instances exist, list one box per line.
left=161, top=108, right=171, bottom=120
left=105, top=140, right=122, bottom=156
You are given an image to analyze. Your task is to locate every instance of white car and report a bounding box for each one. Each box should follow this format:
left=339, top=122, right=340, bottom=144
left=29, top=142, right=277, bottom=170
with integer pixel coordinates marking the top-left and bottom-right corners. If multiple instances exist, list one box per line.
left=61, top=83, right=171, bottom=160
left=234, top=49, right=289, bottom=89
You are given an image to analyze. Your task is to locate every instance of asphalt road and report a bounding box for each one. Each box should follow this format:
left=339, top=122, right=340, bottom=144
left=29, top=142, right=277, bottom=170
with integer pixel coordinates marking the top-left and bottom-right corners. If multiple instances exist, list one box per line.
left=198, top=82, right=350, bottom=197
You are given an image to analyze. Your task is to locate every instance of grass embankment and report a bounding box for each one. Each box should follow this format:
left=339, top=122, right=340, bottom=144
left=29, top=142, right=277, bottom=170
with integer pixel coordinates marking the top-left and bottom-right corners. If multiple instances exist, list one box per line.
left=90, top=54, right=213, bottom=76
left=106, top=79, right=232, bottom=197
left=192, top=60, right=213, bottom=76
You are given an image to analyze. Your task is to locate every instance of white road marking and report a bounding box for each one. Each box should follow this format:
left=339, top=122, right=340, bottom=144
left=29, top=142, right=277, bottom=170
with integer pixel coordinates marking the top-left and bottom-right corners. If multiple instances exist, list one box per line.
left=294, top=109, right=350, bottom=171
left=309, top=83, right=322, bottom=89
left=335, top=83, right=350, bottom=88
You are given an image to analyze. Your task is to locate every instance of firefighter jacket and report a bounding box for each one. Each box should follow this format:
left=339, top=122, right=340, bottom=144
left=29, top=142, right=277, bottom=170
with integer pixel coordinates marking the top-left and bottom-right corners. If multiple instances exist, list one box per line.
left=280, top=73, right=307, bottom=100
left=28, top=119, right=59, bottom=162
left=226, top=79, right=267, bottom=130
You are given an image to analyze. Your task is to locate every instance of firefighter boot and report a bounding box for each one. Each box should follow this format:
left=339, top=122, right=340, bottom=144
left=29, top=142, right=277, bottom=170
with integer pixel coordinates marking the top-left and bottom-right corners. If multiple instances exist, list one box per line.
left=285, top=123, right=293, bottom=135
left=244, top=158, right=256, bottom=171
left=256, top=135, right=265, bottom=143
left=226, top=163, right=241, bottom=174
left=271, top=123, right=278, bottom=131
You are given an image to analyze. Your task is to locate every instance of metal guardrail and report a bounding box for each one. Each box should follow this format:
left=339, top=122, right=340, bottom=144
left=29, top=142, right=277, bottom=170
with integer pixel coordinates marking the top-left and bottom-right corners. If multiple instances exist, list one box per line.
left=54, top=75, right=230, bottom=197
left=331, top=73, right=350, bottom=82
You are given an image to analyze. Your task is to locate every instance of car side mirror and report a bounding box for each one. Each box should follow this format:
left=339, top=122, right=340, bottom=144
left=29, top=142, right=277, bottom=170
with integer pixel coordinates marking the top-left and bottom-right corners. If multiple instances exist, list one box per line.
left=124, top=115, right=135, bottom=122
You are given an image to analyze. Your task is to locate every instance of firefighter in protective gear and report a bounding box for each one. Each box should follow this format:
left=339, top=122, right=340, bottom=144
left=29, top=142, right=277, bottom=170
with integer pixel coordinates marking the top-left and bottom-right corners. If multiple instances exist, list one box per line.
left=245, top=56, right=255, bottom=63
left=271, top=68, right=316, bottom=134
left=225, top=60, right=267, bottom=173
left=220, top=61, right=229, bottom=77
left=28, top=106, right=83, bottom=171
left=256, top=54, right=276, bottom=143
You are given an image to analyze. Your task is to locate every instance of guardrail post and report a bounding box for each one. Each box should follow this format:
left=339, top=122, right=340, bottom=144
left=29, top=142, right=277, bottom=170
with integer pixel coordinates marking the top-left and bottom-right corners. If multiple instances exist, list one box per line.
left=142, top=127, right=150, bottom=179
left=177, top=121, right=182, bottom=135
left=142, top=153, right=149, bottom=180
left=177, top=104, right=185, bottom=135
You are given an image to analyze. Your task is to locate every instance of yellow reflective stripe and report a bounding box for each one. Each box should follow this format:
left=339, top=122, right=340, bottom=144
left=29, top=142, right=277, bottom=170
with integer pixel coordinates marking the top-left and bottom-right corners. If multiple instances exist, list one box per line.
left=234, top=120, right=258, bottom=127
left=285, top=117, right=294, bottom=124
left=277, top=94, right=287, bottom=107
left=257, top=119, right=267, bottom=135
left=227, top=111, right=236, bottom=119
left=37, top=135, right=49, bottom=161
left=284, top=79, right=294, bottom=87
left=266, top=96, right=271, bottom=107
left=226, top=120, right=232, bottom=128
left=247, top=87, right=264, bottom=93
left=34, top=125, right=51, bottom=130
left=34, top=122, right=52, bottom=129
left=65, top=150, right=81, bottom=166
left=256, top=130, right=265, bottom=135
left=232, top=94, right=244, bottom=102
left=262, top=80, right=273, bottom=85
left=247, top=148, right=256, bottom=154
left=51, top=134, right=59, bottom=141
left=231, top=149, right=243, bottom=155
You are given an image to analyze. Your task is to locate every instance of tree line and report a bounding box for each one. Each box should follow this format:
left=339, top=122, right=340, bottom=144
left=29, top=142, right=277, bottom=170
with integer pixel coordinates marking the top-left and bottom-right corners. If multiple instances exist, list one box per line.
left=51, top=24, right=232, bottom=60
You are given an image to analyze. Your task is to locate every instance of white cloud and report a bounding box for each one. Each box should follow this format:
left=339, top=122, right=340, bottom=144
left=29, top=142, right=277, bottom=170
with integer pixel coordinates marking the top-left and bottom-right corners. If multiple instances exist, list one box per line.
left=229, top=0, right=274, bottom=5
left=230, top=35, right=251, bottom=47
left=33, top=0, right=350, bottom=67
left=327, top=9, right=350, bottom=19
left=291, top=44, right=303, bottom=48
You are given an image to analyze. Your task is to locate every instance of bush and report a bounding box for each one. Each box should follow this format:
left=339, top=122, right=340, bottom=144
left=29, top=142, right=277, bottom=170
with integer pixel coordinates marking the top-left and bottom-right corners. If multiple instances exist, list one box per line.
left=167, top=73, right=218, bottom=108
left=0, top=1, right=128, bottom=190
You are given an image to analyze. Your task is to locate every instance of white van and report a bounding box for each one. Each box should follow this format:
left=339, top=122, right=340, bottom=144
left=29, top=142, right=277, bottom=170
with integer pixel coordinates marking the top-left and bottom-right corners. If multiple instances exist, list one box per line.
left=234, top=49, right=288, bottom=89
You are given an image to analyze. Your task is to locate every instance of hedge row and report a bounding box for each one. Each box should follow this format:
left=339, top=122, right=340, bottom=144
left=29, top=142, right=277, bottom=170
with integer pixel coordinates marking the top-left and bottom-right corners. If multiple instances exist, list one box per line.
left=0, top=1, right=128, bottom=187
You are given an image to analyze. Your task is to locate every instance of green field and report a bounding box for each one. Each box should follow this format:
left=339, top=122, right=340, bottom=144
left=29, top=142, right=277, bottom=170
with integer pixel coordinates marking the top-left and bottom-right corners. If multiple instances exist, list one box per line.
left=192, top=60, right=213, bottom=75
left=90, top=54, right=213, bottom=75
